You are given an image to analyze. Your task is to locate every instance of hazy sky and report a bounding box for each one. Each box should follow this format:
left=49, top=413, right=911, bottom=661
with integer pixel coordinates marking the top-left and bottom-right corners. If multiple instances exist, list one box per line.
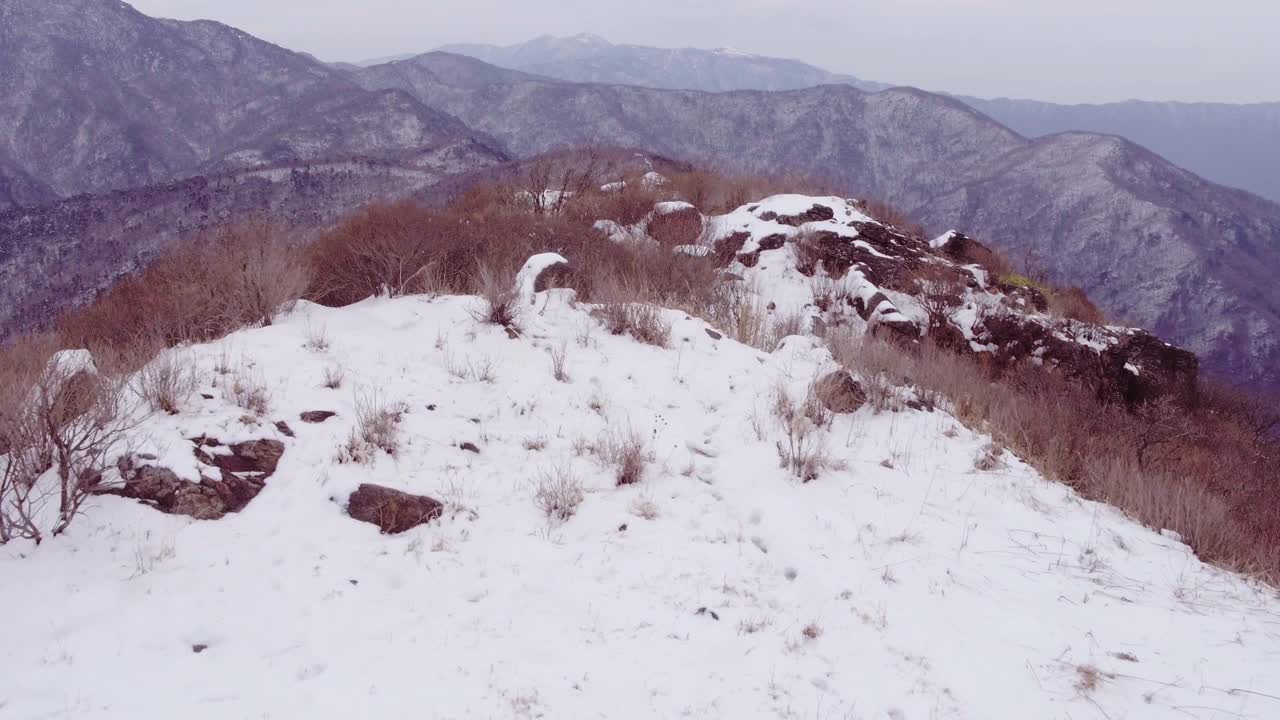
left=130, top=0, right=1280, bottom=104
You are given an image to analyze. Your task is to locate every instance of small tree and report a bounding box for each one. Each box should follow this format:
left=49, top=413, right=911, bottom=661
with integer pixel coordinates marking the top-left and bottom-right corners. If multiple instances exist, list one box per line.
left=23, top=351, right=146, bottom=539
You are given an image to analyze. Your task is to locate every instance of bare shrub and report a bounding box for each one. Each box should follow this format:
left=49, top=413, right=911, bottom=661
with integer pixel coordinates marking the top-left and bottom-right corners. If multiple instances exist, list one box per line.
left=549, top=342, right=570, bottom=383
left=766, top=308, right=806, bottom=348
left=594, top=428, right=651, bottom=486
left=132, top=351, right=201, bottom=415
left=445, top=352, right=498, bottom=383
left=911, top=265, right=966, bottom=333
left=1, top=346, right=147, bottom=540
left=473, top=264, right=521, bottom=329
left=974, top=443, right=1006, bottom=472
left=59, top=222, right=309, bottom=354
left=307, top=202, right=451, bottom=306
left=646, top=207, right=704, bottom=248
left=322, top=364, right=345, bottom=390
left=861, top=199, right=925, bottom=237
left=213, top=223, right=311, bottom=328
left=1048, top=287, right=1105, bottom=324
left=595, top=303, right=671, bottom=348
left=224, top=366, right=271, bottom=416
left=534, top=462, right=585, bottom=522
left=772, top=382, right=840, bottom=482
left=303, top=321, right=330, bottom=352
left=628, top=494, right=660, bottom=520
left=354, top=390, right=405, bottom=456
left=696, top=283, right=771, bottom=350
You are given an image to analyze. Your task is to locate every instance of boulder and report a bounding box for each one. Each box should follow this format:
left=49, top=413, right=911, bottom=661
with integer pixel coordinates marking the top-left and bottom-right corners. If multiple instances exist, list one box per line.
left=813, top=371, right=867, bottom=413
left=109, top=440, right=282, bottom=520
left=347, top=484, right=443, bottom=534
left=1102, top=332, right=1199, bottom=405
left=765, top=203, right=835, bottom=227
left=647, top=206, right=703, bottom=247
left=713, top=231, right=750, bottom=264
left=931, top=231, right=1006, bottom=276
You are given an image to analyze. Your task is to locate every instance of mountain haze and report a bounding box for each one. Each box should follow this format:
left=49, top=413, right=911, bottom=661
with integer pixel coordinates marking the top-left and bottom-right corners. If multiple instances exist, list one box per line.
left=436, top=34, right=891, bottom=93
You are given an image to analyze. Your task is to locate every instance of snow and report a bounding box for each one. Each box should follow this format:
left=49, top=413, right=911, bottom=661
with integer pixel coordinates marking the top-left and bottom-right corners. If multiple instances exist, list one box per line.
left=48, top=348, right=97, bottom=376
left=640, top=171, right=667, bottom=189
left=4, top=219, right=1280, bottom=719
left=930, top=230, right=960, bottom=250
left=514, top=252, right=568, bottom=302
left=654, top=200, right=695, bottom=215
left=673, top=244, right=712, bottom=257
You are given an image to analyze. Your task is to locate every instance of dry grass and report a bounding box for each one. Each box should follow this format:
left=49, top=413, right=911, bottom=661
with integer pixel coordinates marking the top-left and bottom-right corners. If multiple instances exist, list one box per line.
left=534, top=462, right=585, bottom=522
left=593, top=428, right=651, bottom=486
left=322, top=364, right=345, bottom=390
left=771, top=382, right=842, bottom=482
left=628, top=494, right=660, bottom=520
left=549, top=342, right=570, bottom=383
left=354, top=390, right=405, bottom=457
left=132, top=350, right=201, bottom=415
left=861, top=198, right=926, bottom=237
left=594, top=303, right=671, bottom=348
left=223, top=366, right=270, bottom=416
left=826, top=331, right=1280, bottom=580
left=472, top=263, right=521, bottom=329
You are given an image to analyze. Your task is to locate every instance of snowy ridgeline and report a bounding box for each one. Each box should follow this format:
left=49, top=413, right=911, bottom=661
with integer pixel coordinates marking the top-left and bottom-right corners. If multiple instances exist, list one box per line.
left=2, top=282, right=1278, bottom=719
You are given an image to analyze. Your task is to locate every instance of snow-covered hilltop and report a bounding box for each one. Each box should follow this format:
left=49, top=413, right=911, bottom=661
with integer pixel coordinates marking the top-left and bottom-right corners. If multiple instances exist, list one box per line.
left=1, top=191, right=1277, bottom=719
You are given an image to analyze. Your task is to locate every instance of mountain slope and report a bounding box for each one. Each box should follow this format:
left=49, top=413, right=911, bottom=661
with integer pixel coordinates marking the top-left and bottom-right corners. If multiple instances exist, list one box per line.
left=437, top=36, right=1280, bottom=204
left=0, top=0, right=481, bottom=204
left=0, top=139, right=507, bottom=338
left=436, top=34, right=890, bottom=93
left=352, top=53, right=1280, bottom=393
left=965, top=97, right=1280, bottom=204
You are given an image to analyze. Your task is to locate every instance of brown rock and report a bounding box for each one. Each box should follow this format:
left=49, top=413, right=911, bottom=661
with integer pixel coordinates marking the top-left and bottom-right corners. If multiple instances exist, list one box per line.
left=647, top=207, right=703, bottom=247
left=1102, top=332, right=1199, bottom=405
left=774, top=204, right=836, bottom=227
left=347, top=484, right=443, bottom=534
left=813, top=371, right=867, bottom=413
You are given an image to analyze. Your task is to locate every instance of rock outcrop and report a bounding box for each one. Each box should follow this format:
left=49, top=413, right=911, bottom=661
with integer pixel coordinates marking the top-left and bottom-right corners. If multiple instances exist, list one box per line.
left=110, top=438, right=286, bottom=520
left=347, top=484, right=443, bottom=534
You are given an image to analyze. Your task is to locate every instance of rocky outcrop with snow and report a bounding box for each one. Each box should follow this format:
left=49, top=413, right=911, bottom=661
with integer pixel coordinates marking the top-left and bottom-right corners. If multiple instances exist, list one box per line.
left=599, top=193, right=1200, bottom=405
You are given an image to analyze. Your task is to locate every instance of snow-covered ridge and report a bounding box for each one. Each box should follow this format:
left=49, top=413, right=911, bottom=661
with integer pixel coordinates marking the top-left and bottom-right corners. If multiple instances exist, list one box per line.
left=2, top=191, right=1268, bottom=719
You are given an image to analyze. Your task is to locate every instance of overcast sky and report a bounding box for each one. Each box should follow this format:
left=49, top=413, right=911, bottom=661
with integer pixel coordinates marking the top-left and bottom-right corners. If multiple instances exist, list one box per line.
left=130, top=0, right=1279, bottom=104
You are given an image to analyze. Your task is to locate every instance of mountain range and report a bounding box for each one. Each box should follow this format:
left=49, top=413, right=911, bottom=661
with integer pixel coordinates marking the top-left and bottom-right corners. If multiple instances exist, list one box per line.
left=0, top=2, right=1277, bottom=395
left=437, top=35, right=1280, bottom=205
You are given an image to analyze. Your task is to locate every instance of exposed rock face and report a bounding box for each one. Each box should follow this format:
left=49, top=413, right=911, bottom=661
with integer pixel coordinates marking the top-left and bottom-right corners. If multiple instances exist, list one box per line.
left=701, top=195, right=1201, bottom=406
left=110, top=438, right=285, bottom=519
left=347, top=484, right=443, bottom=534
left=1101, top=333, right=1200, bottom=405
